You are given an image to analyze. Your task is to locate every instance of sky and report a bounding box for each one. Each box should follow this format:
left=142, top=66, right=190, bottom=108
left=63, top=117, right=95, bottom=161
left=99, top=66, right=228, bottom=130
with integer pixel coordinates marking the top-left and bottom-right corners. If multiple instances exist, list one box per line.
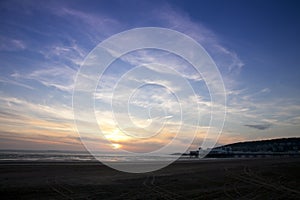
left=0, top=0, right=300, bottom=152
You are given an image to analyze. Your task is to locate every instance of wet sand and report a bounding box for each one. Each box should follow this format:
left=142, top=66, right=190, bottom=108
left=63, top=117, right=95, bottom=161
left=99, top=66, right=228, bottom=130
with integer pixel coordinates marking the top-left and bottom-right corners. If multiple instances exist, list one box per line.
left=1, top=157, right=300, bottom=199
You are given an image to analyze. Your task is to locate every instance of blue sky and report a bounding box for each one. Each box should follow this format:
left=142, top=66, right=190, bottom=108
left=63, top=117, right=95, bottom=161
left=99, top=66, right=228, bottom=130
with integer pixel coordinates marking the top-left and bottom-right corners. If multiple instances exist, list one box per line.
left=0, top=0, right=299, bottom=151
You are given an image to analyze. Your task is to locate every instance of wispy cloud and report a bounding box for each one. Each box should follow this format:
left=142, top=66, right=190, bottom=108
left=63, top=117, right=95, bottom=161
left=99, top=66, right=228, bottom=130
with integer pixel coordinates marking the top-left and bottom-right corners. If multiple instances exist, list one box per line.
left=50, top=5, right=124, bottom=44
left=0, top=76, right=34, bottom=90
left=0, top=36, right=26, bottom=51
left=244, top=123, right=272, bottom=130
left=120, top=50, right=203, bottom=81
left=0, top=96, right=74, bottom=122
left=152, top=4, right=244, bottom=75
left=11, top=65, right=76, bottom=92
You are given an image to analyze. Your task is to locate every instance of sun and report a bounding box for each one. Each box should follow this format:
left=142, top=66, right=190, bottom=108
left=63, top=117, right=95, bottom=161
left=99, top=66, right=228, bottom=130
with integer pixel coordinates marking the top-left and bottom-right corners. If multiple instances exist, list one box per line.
left=105, top=129, right=129, bottom=143
left=104, top=129, right=128, bottom=150
left=111, top=143, right=121, bottom=149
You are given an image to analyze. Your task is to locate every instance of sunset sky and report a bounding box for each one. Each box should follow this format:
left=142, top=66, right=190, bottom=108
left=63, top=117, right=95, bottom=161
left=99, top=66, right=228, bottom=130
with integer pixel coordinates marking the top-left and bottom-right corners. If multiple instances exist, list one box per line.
left=0, top=0, right=299, bottom=152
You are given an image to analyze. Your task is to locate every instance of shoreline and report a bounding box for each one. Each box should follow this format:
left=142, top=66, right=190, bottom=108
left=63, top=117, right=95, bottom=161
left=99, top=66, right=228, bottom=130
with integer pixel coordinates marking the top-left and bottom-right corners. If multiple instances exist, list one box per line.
left=0, top=155, right=298, bottom=164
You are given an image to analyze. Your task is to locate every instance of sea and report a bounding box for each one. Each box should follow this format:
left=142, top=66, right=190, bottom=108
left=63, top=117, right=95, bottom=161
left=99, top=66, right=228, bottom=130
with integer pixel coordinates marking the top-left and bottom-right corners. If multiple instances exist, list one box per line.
left=0, top=149, right=194, bottom=162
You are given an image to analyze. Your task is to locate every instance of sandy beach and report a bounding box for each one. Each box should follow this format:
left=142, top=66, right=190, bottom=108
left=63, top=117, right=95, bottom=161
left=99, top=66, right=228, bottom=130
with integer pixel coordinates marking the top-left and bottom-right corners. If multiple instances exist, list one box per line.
left=1, top=157, right=300, bottom=199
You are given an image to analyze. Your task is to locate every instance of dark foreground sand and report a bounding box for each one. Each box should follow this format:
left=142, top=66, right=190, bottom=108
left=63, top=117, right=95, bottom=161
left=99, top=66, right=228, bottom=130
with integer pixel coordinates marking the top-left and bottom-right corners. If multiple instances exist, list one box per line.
left=1, top=157, right=300, bottom=199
